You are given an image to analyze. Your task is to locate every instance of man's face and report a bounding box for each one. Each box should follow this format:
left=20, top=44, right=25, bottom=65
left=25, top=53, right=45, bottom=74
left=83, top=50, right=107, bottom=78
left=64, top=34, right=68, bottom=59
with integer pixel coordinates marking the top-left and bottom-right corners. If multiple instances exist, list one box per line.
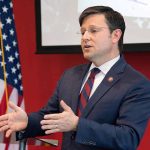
left=80, top=14, right=120, bottom=66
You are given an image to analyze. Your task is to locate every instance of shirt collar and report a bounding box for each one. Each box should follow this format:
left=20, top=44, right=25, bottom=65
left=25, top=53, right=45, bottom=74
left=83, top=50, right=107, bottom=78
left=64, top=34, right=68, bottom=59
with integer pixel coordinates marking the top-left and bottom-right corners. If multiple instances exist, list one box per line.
left=89, top=55, right=120, bottom=75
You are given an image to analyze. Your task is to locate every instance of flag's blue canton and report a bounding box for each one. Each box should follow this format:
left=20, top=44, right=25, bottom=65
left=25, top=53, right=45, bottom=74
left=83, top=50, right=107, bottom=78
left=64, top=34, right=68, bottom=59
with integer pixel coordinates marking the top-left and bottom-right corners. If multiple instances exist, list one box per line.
left=0, top=0, right=23, bottom=95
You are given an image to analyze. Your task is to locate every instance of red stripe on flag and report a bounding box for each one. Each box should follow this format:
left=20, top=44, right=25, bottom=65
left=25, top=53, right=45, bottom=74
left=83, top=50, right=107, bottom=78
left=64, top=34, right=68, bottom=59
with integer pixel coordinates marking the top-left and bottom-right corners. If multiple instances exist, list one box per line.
left=0, top=85, right=13, bottom=115
left=17, top=95, right=23, bottom=107
left=0, top=91, right=7, bottom=115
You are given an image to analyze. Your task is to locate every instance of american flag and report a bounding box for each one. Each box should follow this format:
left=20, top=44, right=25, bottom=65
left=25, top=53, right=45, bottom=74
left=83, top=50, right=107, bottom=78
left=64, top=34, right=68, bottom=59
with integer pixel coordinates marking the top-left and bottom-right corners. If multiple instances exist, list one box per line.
left=0, top=0, right=25, bottom=149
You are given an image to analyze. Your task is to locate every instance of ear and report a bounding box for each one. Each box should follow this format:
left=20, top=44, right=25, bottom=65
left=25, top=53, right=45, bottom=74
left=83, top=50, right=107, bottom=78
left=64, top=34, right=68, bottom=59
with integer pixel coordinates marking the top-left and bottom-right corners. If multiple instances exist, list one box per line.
left=112, top=29, right=122, bottom=43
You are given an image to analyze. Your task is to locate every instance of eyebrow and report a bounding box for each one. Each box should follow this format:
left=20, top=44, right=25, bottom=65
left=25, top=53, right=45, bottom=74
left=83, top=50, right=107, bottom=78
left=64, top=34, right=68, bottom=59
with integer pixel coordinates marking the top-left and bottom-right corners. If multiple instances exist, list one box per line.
left=80, top=25, right=107, bottom=30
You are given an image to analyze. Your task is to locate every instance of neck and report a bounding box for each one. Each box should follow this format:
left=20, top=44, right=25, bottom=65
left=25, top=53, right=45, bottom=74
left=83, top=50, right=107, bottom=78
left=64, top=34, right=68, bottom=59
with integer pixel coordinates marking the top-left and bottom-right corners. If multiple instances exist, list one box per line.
left=93, top=53, right=120, bottom=67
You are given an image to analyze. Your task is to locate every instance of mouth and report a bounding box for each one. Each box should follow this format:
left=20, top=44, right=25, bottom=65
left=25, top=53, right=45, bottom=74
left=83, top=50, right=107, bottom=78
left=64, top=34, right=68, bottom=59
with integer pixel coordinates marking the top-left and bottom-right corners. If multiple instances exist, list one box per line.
left=84, top=45, right=92, bottom=49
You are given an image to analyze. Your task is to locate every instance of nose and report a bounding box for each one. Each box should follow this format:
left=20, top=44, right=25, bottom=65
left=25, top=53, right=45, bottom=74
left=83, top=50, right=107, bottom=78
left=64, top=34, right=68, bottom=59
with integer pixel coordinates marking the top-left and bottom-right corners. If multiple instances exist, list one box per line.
left=82, top=30, right=91, bottom=41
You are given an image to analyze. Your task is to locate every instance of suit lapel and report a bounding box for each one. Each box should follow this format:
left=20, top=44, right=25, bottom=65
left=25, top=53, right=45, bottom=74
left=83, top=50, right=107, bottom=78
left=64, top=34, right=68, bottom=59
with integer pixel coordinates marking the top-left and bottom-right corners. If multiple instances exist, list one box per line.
left=81, top=56, right=127, bottom=117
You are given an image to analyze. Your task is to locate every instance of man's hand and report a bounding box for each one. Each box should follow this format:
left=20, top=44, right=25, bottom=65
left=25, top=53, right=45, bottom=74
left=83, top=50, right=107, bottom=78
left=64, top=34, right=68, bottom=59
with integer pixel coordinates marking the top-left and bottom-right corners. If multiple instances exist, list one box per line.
left=41, top=100, right=79, bottom=134
left=0, top=101, right=28, bottom=137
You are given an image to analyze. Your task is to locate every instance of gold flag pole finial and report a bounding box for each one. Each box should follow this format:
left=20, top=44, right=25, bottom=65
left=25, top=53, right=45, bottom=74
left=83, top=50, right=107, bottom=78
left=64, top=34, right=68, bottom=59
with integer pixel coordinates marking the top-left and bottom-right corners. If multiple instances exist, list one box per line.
left=0, top=21, right=9, bottom=113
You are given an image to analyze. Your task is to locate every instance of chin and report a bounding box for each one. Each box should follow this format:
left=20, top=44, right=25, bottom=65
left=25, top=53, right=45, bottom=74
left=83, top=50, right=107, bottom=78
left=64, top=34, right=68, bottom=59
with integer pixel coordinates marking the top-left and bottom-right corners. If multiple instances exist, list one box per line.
left=83, top=53, right=92, bottom=61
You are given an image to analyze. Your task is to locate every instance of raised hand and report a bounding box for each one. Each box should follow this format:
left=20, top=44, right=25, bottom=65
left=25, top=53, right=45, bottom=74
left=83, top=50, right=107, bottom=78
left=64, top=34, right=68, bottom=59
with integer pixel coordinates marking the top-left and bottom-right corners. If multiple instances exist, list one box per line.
left=0, top=101, right=28, bottom=137
left=41, top=100, right=79, bottom=134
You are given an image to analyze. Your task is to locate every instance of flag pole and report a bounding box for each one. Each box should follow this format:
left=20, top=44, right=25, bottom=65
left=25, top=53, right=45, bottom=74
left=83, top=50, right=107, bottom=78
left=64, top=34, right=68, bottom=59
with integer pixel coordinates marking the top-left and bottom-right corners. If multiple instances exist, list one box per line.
left=0, top=21, right=9, bottom=113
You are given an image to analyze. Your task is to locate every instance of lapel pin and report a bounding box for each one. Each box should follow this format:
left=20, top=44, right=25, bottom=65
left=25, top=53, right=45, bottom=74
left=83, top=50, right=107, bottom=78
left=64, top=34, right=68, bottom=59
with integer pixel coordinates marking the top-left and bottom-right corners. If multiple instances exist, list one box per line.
left=108, top=77, right=113, bottom=82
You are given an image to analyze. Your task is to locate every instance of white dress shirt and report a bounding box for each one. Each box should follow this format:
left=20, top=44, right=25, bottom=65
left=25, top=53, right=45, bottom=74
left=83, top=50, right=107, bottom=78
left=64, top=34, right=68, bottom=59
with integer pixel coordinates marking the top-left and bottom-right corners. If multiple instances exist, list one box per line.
left=80, top=55, right=120, bottom=98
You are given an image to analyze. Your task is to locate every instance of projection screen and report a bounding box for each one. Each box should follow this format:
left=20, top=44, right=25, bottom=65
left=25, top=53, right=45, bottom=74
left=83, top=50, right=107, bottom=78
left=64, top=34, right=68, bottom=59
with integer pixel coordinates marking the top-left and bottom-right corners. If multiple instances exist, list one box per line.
left=35, top=0, right=150, bottom=53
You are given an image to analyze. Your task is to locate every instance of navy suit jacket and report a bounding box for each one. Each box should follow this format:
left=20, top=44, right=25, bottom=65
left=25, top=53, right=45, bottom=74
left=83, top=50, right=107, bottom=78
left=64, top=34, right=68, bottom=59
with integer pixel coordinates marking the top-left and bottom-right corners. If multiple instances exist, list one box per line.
left=17, top=56, right=150, bottom=150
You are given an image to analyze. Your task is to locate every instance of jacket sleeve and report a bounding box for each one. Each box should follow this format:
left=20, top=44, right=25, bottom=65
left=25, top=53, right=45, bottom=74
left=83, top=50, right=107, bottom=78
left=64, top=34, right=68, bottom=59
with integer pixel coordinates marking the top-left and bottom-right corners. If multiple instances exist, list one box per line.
left=16, top=71, right=67, bottom=140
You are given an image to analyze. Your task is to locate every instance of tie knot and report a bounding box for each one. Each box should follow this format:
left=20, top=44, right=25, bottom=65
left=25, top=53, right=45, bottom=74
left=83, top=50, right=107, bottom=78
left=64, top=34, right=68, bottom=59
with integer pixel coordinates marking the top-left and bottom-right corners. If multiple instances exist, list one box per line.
left=89, top=68, right=100, bottom=79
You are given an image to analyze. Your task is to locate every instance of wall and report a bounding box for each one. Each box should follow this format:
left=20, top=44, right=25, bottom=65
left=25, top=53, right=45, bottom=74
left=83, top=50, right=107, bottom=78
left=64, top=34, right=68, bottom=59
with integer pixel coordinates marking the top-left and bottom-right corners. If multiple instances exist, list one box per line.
left=12, top=0, right=150, bottom=149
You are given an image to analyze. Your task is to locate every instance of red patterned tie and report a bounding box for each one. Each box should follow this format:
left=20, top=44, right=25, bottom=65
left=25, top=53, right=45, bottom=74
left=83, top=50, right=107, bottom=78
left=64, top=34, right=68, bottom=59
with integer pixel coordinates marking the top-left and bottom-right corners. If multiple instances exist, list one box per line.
left=78, top=68, right=100, bottom=116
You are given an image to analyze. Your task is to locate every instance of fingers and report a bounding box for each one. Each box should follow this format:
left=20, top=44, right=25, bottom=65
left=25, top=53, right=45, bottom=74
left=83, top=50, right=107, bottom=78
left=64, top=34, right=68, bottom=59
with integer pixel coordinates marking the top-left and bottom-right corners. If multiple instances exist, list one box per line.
left=44, top=113, right=61, bottom=120
left=8, top=101, right=20, bottom=112
left=0, top=124, right=9, bottom=132
left=0, top=115, right=9, bottom=133
left=5, top=129, right=13, bottom=138
left=0, top=122, right=13, bottom=137
left=0, top=120, right=8, bottom=127
left=44, top=100, right=72, bottom=120
left=41, top=119, right=57, bottom=125
left=41, top=124, right=58, bottom=130
left=60, top=100, right=71, bottom=112
left=45, top=128, right=59, bottom=134
left=41, top=123, right=60, bottom=134
left=0, top=114, right=8, bottom=121
left=41, top=121, right=60, bottom=134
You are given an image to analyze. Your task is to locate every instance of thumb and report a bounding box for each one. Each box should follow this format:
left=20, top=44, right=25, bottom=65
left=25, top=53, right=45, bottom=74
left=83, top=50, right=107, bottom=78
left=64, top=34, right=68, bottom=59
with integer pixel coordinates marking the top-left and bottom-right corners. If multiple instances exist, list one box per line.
left=8, top=101, right=20, bottom=112
left=60, top=100, right=71, bottom=112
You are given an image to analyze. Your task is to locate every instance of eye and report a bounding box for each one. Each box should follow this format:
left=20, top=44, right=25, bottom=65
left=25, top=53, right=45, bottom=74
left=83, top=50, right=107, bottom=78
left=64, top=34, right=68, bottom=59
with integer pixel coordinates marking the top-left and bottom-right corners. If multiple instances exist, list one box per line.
left=80, top=30, right=86, bottom=35
left=89, top=29, right=97, bottom=33
left=89, top=28, right=98, bottom=34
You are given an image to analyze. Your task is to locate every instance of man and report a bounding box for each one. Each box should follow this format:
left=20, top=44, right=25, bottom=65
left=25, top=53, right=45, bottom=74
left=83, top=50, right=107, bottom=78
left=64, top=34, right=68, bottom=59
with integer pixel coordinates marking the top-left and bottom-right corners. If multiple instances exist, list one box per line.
left=0, top=6, right=150, bottom=150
